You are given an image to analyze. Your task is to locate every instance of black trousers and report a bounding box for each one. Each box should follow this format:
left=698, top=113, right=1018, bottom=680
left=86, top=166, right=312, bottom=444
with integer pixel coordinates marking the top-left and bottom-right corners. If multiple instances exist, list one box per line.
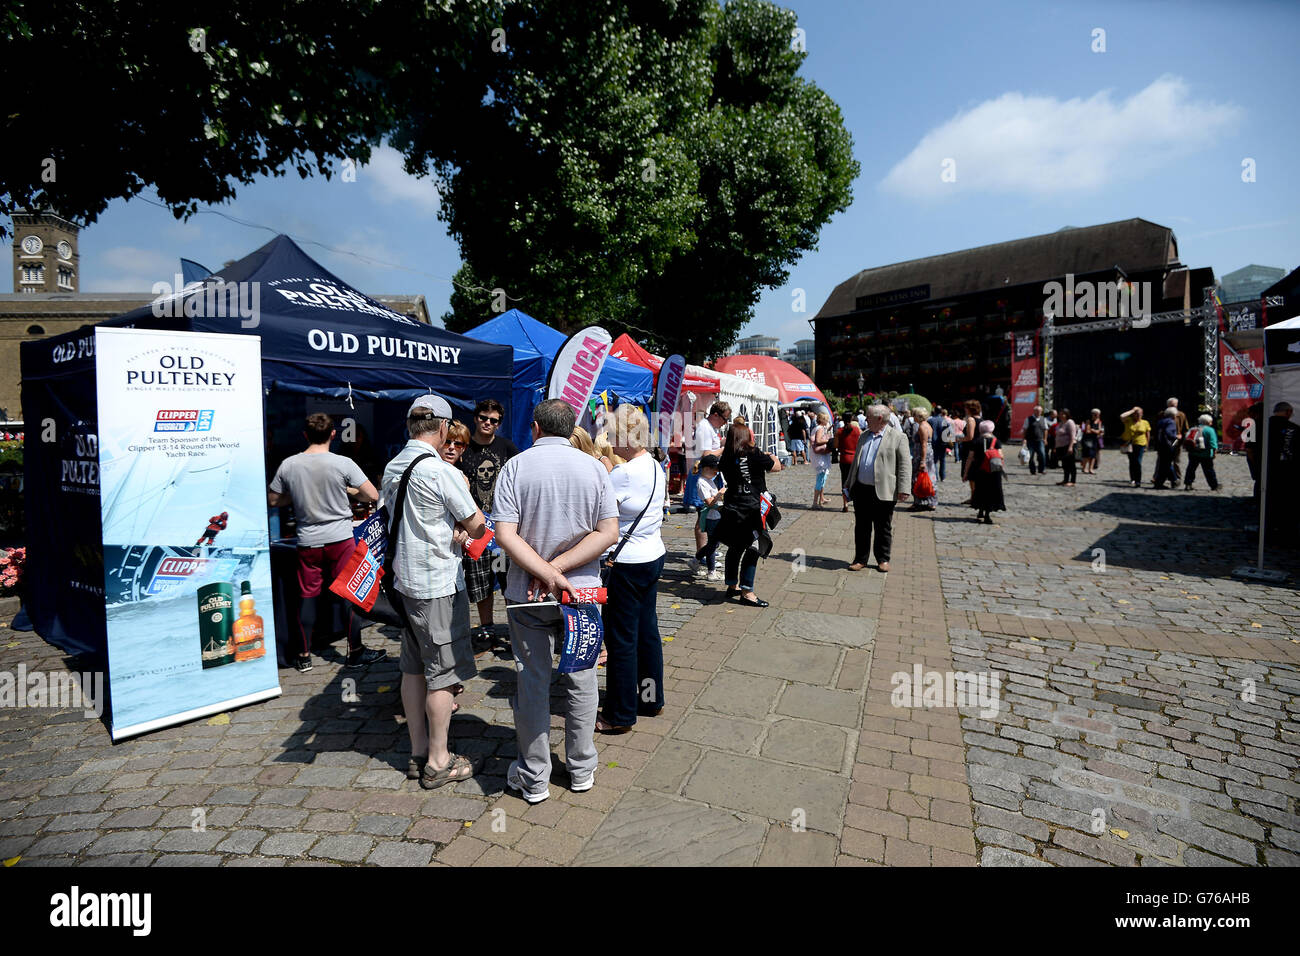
left=1059, top=446, right=1076, bottom=483
left=1185, top=457, right=1218, bottom=490
left=851, top=483, right=895, bottom=565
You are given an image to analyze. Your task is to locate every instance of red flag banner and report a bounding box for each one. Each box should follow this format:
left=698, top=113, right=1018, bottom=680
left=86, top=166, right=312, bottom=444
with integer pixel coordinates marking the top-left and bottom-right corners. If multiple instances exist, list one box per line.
left=1009, top=331, right=1040, bottom=440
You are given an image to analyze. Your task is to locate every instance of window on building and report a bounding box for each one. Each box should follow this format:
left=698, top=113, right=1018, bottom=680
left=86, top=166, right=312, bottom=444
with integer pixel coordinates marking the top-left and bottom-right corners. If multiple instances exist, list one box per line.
left=21, top=265, right=45, bottom=284
left=26, top=325, right=45, bottom=336
left=57, top=268, right=73, bottom=289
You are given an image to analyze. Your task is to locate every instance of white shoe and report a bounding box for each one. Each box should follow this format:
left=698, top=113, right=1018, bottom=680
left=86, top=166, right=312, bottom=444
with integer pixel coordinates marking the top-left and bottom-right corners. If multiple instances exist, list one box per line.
left=571, top=771, right=595, bottom=793
left=707, top=569, right=723, bottom=582
left=506, top=762, right=549, bottom=804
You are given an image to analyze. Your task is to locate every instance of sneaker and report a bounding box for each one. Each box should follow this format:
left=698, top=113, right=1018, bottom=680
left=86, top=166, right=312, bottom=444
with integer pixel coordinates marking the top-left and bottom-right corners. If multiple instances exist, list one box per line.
left=295, top=654, right=313, bottom=673
left=344, top=647, right=387, bottom=669
left=707, top=569, right=723, bottom=582
left=571, top=771, right=595, bottom=793
left=506, top=762, right=549, bottom=804
left=687, top=557, right=704, bottom=577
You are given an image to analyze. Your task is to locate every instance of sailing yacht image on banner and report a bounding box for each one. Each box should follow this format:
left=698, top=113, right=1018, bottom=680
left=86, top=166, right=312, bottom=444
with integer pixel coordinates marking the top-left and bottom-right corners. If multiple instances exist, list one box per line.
left=95, top=327, right=280, bottom=739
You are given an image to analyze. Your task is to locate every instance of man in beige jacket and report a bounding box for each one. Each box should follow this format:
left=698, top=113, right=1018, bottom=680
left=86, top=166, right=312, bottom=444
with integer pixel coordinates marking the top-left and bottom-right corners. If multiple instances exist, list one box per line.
left=844, top=405, right=911, bottom=572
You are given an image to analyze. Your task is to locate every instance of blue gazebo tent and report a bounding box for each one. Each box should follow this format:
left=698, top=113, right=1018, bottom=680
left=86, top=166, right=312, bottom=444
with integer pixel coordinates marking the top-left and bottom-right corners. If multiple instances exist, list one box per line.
left=20, top=235, right=514, bottom=657
left=465, top=309, right=654, bottom=450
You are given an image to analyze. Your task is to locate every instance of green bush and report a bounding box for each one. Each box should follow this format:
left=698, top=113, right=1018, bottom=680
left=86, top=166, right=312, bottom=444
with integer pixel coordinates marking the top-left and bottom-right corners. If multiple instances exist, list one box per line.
left=893, top=393, right=932, bottom=414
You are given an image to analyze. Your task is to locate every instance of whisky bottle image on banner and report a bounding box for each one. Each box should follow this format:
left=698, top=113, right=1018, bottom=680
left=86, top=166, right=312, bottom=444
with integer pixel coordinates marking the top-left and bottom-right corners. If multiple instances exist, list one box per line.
left=232, top=580, right=265, bottom=662
left=197, top=582, right=236, bottom=668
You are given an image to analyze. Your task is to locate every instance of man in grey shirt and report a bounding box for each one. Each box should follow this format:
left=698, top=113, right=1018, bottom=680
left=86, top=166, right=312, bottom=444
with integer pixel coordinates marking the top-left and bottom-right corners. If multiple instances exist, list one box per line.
left=493, top=399, right=620, bottom=804
left=268, top=413, right=386, bottom=672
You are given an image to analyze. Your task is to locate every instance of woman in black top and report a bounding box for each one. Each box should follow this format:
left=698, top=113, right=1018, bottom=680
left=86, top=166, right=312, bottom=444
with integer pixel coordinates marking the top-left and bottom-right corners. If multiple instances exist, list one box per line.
left=716, top=424, right=782, bottom=607
left=963, top=420, right=1005, bottom=524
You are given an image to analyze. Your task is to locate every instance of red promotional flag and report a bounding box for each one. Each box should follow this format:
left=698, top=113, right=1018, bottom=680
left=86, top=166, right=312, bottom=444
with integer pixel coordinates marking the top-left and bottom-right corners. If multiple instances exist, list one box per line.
left=1009, top=331, right=1040, bottom=439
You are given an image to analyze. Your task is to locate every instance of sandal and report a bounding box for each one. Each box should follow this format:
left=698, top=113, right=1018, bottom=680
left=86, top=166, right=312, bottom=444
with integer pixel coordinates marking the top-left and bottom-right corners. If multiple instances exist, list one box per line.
left=420, top=753, right=474, bottom=790
left=407, top=755, right=427, bottom=780
left=595, top=711, right=633, bottom=735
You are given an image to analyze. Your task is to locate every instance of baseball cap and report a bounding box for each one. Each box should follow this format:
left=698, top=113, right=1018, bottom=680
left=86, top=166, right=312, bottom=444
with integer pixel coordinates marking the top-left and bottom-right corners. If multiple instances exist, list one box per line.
left=407, top=393, right=453, bottom=419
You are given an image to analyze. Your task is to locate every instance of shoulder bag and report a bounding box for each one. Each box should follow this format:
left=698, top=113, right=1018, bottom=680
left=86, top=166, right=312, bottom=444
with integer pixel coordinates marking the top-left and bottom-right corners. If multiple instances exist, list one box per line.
left=364, top=452, right=437, bottom=628
left=601, top=457, right=658, bottom=586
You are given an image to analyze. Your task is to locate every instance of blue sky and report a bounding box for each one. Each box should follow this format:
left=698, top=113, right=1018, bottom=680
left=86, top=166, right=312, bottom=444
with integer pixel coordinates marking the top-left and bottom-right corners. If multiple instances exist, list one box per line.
left=16, top=0, right=1299, bottom=354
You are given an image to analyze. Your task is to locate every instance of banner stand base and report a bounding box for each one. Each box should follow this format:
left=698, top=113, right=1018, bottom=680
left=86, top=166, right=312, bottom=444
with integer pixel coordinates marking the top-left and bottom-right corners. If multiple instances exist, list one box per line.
left=1231, top=565, right=1286, bottom=583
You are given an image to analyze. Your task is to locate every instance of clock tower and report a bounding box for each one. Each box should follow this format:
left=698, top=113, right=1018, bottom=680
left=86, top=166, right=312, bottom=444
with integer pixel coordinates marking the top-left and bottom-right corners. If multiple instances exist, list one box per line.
left=11, top=210, right=79, bottom=294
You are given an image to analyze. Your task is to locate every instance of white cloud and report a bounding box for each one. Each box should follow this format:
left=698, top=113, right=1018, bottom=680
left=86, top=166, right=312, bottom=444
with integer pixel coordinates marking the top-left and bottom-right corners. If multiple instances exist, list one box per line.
left=361, top=145, right=441, bottom=213
left=86, top=245, right=186, bottom=292
left=881, top=75, right=1242, bottom=199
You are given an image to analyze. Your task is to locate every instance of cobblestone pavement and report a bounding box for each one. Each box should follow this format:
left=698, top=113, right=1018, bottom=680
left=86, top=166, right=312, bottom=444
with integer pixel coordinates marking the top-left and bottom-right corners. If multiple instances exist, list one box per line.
left=1, top=451, right=1296, bottom=866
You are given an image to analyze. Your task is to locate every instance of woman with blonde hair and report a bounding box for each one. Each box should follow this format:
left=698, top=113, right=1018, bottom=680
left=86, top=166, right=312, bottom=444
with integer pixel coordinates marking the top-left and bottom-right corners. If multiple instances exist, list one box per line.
left=910, top=408, right=937, bottom=510
left=570, top=425, right=613, bottom=472
left=598, top=404, right=667, bottom=734
left=593, top=431, right=625, bottom=467
left=809, top=410, right=833, bottom=508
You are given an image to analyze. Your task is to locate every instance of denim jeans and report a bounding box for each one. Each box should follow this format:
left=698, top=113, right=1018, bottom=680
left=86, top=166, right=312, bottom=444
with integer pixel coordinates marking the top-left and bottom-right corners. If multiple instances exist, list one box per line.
left=1128, top=445, right=1145, bottom=484
left=602, top=555, right=665, bottom=726
left=933, top=441, right=947, bottom=480
left=1026, top=440, right=1046, bottom=474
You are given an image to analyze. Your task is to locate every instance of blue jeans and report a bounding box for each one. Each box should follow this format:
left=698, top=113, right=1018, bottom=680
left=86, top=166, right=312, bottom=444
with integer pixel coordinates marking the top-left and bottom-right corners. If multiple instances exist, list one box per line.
left=933, top=442, right=947, bottom=480
left=1128, top=445, right=1145, bottom=484
left=602, top=555, right=665, bottom=726
left=1026, top=440, right=1046, bottom=474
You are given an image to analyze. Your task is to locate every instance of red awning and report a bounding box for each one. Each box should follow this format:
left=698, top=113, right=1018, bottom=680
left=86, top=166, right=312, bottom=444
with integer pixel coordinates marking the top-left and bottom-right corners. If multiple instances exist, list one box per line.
left=713, top=354, right=830, bottom=408
left=609, top=333, right=720, bottom=391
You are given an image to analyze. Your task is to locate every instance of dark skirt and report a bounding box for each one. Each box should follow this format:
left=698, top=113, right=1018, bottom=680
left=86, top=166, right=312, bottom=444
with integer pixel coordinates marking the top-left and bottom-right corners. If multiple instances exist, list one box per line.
left=1080, top=434, right=1099, bottom=457
left=972, top=470, right=1005, bottom=512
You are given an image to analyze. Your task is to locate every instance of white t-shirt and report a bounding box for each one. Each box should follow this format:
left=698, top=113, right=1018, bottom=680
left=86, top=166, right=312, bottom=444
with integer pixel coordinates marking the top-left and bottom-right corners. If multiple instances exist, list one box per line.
left=696, top=474, right=721, bottom=516
left=694, top=417, right=720, bottom=458
left=609, top=452, right=666, bottom=564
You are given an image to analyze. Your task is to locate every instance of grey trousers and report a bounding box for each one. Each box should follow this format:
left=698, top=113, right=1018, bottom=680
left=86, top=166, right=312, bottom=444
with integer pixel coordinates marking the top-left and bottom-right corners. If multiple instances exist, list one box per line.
left=507, top=604, right=598, bottom=796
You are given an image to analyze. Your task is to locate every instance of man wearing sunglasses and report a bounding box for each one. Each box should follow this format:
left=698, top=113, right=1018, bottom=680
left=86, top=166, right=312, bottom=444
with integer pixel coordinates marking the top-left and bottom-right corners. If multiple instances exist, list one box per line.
left=458, top=398, right=519, bottom=647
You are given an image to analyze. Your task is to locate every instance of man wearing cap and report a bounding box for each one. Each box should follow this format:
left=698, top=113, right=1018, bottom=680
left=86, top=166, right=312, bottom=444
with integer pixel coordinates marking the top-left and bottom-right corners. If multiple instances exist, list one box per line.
left=383, top=395, right=488, bottom=790
left=492, top=399, right=620, bottom=803
left=268, top=413, right=387, bottom=673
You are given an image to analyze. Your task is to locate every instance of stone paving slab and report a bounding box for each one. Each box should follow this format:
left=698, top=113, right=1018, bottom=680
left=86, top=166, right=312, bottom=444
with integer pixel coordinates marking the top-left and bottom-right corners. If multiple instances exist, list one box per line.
left=2, top=456, right=1297, bottom=866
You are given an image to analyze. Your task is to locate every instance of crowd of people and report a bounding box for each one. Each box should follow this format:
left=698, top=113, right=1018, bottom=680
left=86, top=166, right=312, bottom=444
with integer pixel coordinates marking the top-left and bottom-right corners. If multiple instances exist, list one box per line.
left=262, top=385, right=1285, bottom=799
left=266, top=394, right=794, bottom=799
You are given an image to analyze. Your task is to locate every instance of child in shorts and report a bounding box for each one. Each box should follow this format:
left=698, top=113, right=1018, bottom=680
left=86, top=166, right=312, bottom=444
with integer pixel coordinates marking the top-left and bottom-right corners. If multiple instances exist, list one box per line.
left=689, top=454, right=724, bottom=581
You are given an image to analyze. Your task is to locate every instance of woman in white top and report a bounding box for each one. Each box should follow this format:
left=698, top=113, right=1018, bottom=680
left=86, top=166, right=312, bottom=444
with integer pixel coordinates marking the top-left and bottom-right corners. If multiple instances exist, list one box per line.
left=809, top=411, right=833, bottom=508
left=597, top=404, right=667, bottom=734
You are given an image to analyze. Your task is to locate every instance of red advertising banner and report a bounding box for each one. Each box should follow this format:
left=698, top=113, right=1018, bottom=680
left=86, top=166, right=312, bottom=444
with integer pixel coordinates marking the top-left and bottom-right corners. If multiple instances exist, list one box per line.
left=1219, top=342, right=1264, bottom=452
left=1009, top=331, right=1040, bottom=440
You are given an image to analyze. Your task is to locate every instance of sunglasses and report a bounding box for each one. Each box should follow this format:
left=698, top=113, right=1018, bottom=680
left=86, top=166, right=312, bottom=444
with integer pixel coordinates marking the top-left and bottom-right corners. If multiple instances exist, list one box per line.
left=476, top=414, right=501, bottom=425
left=448, top=441, right=467, bottom=449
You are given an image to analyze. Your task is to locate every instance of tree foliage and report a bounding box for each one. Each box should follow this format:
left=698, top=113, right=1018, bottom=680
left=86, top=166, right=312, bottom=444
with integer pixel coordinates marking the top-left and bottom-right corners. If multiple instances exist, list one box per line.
left=1, top=1, right=454, bottom=235
left=4, top=0, right=858, bottom=362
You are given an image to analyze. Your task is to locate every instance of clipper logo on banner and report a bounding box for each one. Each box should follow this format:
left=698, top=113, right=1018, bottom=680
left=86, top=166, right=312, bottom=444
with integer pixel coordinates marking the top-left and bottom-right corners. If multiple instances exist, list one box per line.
left=654, top=354, right=686, bottom=450
left=547, top=326, right=612, bottom=418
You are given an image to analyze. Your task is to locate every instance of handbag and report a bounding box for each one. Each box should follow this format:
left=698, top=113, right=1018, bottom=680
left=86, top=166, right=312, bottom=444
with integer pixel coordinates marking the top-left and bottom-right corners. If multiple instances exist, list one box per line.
left=983, top=440, right=1005, bottom=474
left=759, top=492, right=781, bottom=530
left=358, top=452, right=437, bottom=628
left=601, top=458, right=658, bottom=586
left=912, top=469, right=935, bottom=499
